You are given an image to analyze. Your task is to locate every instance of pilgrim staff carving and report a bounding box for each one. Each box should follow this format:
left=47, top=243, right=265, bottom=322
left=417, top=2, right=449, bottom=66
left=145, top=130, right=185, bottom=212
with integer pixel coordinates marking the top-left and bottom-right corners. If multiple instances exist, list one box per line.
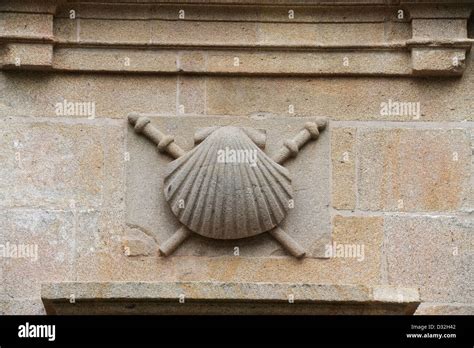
left=128, top=113, right=327, bottom=258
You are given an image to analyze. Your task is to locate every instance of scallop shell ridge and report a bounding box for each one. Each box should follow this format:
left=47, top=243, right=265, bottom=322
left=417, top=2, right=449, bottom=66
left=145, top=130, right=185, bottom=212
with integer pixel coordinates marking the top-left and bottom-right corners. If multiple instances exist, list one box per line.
left=163, top=126, right=293, bottom=240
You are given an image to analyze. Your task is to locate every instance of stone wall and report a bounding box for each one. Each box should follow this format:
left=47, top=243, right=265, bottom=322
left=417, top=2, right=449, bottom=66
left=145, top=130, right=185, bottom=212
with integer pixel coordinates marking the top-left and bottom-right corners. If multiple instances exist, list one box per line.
left=0, top=0, right=473, bottom=314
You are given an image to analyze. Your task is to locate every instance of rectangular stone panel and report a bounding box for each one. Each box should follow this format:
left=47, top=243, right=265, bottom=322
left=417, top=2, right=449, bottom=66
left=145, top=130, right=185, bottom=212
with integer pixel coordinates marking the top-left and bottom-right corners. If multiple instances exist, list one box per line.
left=330, top=216, right=383, bottom=285
left=2, top=43, right=53, bottom=69
left=357, top=128, right=471, bottom=212
left=79, top=19, right=152, bottom=45
left=205, top=50, right=410, bottom=75
left=0, top=118, right=125, bottom=210
left=259, top=23, right=385, bottom=46
left=1, top=208, right=126, bottom=301
left=151, top=20, right=258, bottom=46
left=331, top=127, right=356, bottom=210
left=205, top=60, right=474, bottom=121
left=177, top=76, right=206, bottom=115
left=0, top=13, right=53, bottom=39
left=125, top=116, right=331, bottom=258
left=411, top=48, right=466, bottom=77
left=53, top=48, right=177, bottom=73
left=385, top=216, right=473, bottom=303
left=412, top=19, right=467, bottom=39
left=0, top=72, right=176, bottom=118
left=0, top=209, right=75, bottom=299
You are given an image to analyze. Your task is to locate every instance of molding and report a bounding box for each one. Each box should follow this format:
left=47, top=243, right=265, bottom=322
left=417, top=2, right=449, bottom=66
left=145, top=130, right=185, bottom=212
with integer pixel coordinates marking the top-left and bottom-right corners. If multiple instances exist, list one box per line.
left=1, top=2, right=472, bottom=76
left=41, top=281, right=421, bottom=315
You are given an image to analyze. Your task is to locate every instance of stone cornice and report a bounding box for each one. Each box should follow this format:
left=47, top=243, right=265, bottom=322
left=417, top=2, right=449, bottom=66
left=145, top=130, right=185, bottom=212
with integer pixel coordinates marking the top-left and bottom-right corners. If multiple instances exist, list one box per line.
left=1, top=1, right=472, bottom=76
left=41, top=282, right=421, bottom=315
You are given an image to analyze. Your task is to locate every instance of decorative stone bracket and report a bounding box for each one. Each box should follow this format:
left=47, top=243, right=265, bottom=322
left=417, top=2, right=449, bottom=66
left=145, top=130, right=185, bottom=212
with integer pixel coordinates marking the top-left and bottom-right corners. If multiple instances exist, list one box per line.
left=407, top=15, right=473, bottom=76
left=0, top=1, right=472, bottom=76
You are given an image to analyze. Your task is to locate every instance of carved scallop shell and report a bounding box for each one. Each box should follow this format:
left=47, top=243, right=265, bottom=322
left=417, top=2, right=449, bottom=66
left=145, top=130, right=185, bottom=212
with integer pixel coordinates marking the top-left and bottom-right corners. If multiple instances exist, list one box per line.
left=163, top=126, right=293, bottom=240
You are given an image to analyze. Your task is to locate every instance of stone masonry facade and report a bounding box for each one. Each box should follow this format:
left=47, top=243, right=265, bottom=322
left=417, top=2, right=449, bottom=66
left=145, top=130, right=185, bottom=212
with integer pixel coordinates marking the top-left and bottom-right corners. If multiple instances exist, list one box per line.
left=0, top=0, right=473, bottom=314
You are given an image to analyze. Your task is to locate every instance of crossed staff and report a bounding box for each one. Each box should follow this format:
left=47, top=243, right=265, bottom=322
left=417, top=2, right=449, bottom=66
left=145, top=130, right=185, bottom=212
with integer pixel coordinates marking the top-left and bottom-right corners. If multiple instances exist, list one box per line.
left=128, top=114, right=327, bottom=258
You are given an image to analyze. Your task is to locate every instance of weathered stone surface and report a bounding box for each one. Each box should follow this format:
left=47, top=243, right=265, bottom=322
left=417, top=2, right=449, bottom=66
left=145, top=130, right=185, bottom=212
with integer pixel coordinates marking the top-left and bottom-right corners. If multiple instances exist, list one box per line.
left=0, top=209, right=75, bottom=299
left=42, top=281, right=384, bottom=302
left=41, top=281, right=420, bottom=314
left=385, top=216, right=474, bottom=303
left=54, top=3, right=392, bottom=23
left=122, top=236, right=157, bottom=257
left=412, top=19, right=467, bottom=39
left=412, top=48, right=466, bottom=76
left=0, top=1, right=57, bottom=13
left=75, top=210, right=126, bottom=260
left=75, top=249, right=173, bottom=283
left=205, top=51, right=410, bottom=76
left=0, top=72, right=177, bottom=118
left=177, top=76, right=206, bottom=115
left=1, top=299, right=46, bottom=315
left=257, top=6, right=392, bottom=23
left=1, top=44, right=53, bottom=69
left=178, top=51, right=206, bottom=73
left=0, top=13, right=53, bottom=38
left=55, top=3, right=155, bottom=20
left=357, top=128, right=471, bottom=212
left=258, top=23, right=385, bottom=45
left=0, top=208, right=126, bottom=300
left=205, top=56, right=474, bottom=120
left=53, top=18, right=77, bottom=42
left=0, top=251, right=4, bottom=309
left=25, top=47, right=418, bottom=75
left=122, top=221, right=158, bottom=257
left=461, top=129, right=474, bottom=213
left=407, top=5, right=472, bottom=19
left=384, top=21, right=411, bottom=41
left=53, top=48, right=177, bottom=73
left=74, top=209, right=128, bottom=286
left=80, top=19, right=152, bottom=45
left=70, top=216, right=381, bottom=301
left=136, top=216, right=381, bottom=285
left=329, top=216, right=383, bottom=284
left=373, top=286, right=420, bottom=304
left=151, top=20, right=258, bottom=46
left=2, top=47, right=436, bottom=77
left=0, top=118, right=125, bottom=210
left=331, top=127, right=356, bottom=210
left=415, top=303, right=474, bottom=315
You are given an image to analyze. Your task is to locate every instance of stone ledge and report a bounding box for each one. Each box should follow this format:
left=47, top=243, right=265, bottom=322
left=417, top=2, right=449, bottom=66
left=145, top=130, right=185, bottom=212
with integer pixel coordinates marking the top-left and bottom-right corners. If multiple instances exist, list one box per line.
left=0, top=40, right=469, bottom=77
left=41, top=282, right=420, bottom=315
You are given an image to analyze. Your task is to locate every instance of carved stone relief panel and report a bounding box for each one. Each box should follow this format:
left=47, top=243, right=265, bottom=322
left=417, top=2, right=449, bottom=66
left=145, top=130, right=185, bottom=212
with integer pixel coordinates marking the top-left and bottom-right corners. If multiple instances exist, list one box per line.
left=126, top=115, right=330, bottom=258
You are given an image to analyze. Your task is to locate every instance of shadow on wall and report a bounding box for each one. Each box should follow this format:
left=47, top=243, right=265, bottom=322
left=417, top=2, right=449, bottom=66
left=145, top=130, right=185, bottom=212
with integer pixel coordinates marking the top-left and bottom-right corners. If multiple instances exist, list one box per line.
left=469, top=11, right=474, bottom=38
